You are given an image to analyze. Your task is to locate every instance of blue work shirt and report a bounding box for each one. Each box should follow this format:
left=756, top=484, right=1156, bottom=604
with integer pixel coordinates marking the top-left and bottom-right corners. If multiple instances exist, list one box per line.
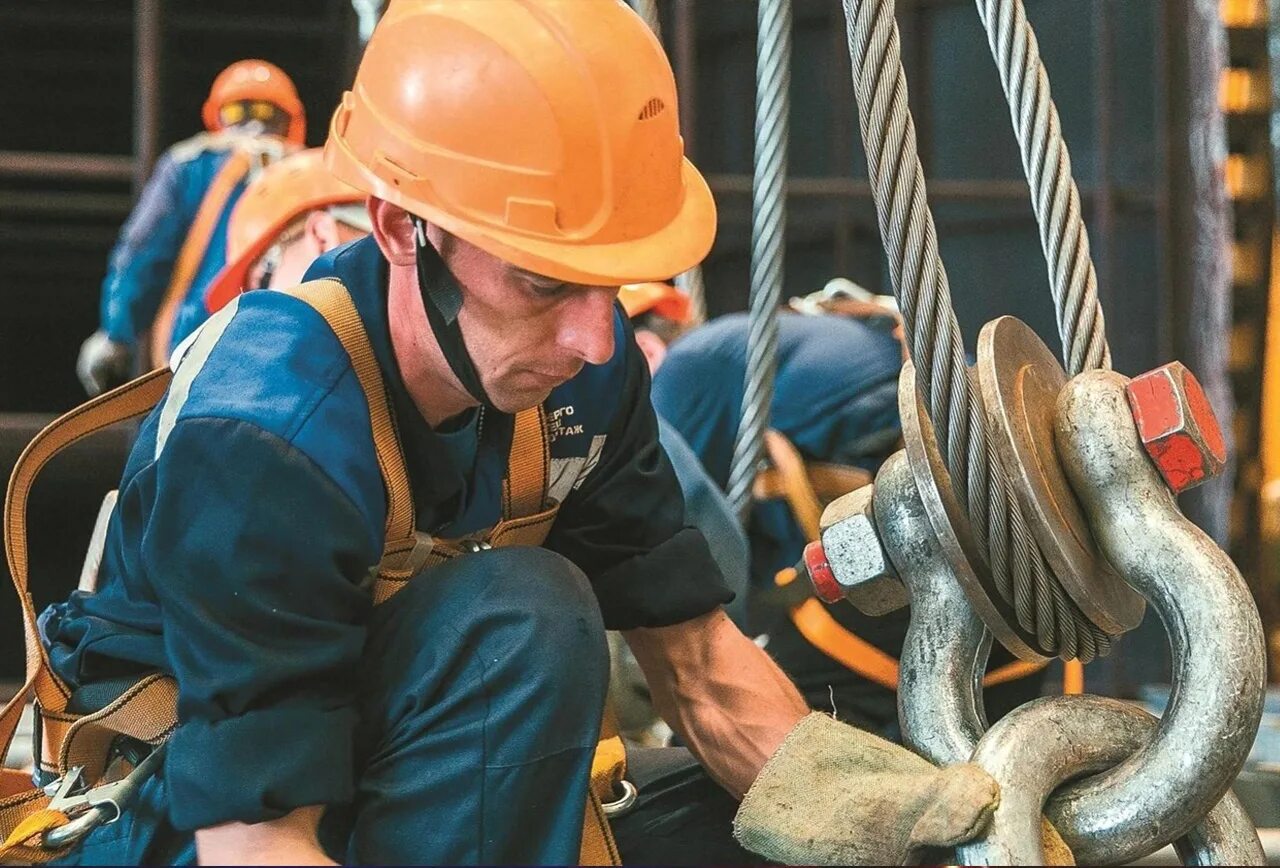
left=652, top=311, right=903, bottom=591
left=43, top=235, right=731, bottom=831
left=100, top=132, right=274, bottom=354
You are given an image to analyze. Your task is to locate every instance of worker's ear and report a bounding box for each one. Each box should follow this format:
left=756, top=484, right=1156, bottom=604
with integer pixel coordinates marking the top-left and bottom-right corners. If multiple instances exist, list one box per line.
left=369, top=198, right=417, bottom=266
left=305, top=210, right=342, bottom=254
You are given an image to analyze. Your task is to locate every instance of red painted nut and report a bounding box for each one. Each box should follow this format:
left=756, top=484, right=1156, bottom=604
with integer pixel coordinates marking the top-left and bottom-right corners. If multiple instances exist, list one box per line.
left=1124, top=362, right=1227, bottom=494
left=804, top=540, right=843, bottom=604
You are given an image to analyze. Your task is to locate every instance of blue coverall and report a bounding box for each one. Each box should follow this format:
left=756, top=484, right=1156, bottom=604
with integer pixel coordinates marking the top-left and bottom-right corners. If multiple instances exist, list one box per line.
left=43, top=236, right=748, bottom=864
left=99, top=134, right=254, bottom=357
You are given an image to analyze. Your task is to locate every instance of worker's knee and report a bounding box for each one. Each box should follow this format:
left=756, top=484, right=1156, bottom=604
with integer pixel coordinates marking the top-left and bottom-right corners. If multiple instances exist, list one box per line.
left=470, top=546, right=609, bottom=685
left=369, top=545, right=608, bottom=706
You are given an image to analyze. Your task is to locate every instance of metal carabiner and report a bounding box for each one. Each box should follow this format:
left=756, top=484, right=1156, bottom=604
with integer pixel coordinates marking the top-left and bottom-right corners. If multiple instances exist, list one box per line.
left=41, top=743, right=167, bottom=851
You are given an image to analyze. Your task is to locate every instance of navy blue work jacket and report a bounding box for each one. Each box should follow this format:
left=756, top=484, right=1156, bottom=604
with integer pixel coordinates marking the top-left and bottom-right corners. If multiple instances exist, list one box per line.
left=42, top=235, right=731, bottom=831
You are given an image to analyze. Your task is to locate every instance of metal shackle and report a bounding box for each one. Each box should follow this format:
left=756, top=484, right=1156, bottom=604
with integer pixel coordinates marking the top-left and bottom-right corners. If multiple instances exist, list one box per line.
left=869, top=450, right=989, bottom=766
left=1044, top=370, right=1266, bottom=863
left=955, top=694, right=1263, bottom=866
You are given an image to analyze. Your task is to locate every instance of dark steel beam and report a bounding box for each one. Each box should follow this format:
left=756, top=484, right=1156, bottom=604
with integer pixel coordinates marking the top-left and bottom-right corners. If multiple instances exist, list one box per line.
left=0, top=153, right=134, bottom=182
left=673, top=0, right=699, bottom=160
left=706, top=173, right=1158, bottom=207
left=134, top=0, right=163, bottom=191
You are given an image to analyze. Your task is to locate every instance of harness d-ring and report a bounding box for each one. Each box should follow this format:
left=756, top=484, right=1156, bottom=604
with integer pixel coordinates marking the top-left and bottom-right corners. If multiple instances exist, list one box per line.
left=601, top=780, right=638, bottom=817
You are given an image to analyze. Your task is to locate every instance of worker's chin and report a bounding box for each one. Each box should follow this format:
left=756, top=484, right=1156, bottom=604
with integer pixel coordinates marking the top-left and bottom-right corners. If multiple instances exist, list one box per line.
left=487, top=383, right=556, bottom=413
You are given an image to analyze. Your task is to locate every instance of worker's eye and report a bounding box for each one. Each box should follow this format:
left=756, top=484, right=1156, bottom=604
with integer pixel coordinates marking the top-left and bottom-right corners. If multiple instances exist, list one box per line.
left=527, top=278, right=569, bottom=299
left=220, top=103, right=246, bottom=125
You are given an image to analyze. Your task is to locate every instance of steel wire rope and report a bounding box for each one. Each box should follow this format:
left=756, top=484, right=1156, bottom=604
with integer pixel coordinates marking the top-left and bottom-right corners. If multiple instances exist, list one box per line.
left=840, top=0, right=1110, bottom=660
left=726, top=0, right=792, bottom=523
left=974, top=0, right=1111, bottom=374
left=629, top=0, right=709, bottom=325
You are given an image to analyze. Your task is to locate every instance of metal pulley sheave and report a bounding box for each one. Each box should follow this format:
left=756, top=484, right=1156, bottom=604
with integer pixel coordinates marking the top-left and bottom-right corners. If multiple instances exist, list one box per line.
left=792, top=0, right=1270, bottom=863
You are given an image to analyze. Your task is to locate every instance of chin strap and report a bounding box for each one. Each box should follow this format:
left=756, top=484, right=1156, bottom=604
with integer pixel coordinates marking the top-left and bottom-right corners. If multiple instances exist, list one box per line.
left=412, top=218, right=495, bottom=408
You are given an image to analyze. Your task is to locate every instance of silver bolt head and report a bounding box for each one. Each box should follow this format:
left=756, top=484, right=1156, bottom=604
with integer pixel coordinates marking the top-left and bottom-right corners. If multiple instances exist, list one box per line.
left=819, top=485, right=908, bottom=616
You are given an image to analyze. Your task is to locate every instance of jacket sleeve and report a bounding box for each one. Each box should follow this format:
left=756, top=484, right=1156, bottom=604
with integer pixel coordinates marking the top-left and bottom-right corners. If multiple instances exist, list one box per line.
left=546, top=330, right=734, bottom=630
left=138, top=415, right=379, bottom=830
left=100, top=151, right=201, bottom=344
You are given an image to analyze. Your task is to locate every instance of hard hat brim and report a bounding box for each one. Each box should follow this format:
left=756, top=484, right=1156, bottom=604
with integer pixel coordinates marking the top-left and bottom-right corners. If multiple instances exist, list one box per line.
left=457, top=159, right=717, bottom=286
left=204, top=237, right=268, bottom=315
left=326, top=126, right=716, bottom=286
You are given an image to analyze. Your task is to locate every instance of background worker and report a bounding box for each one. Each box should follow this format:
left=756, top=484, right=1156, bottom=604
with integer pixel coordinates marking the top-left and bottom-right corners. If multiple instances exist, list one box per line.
left=40, top=3, right=1003, bottom=865
left=202, top=147, right=371, bottom=316
left=76, top=59, right=305, bottom=395
left=651, top=283, right=1044, bottom=735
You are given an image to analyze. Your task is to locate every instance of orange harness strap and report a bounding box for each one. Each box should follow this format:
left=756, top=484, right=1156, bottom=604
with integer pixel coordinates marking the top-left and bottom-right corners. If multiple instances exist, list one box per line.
left=148, top=151, right=253, bottom=366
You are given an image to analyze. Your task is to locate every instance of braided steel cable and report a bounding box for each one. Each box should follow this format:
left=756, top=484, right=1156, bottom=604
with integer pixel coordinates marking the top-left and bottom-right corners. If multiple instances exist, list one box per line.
left=841, top=0, right=1110, bottom=660
left=975, top=0, right=1111, bottom=374
left=727, top=0, right=792, bottom=523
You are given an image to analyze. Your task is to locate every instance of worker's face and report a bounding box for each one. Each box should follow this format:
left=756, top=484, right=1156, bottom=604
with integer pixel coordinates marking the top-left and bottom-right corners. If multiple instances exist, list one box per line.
left=432, top=228, right=618, bottom=412
left=633, top=328, right=668, bottom=375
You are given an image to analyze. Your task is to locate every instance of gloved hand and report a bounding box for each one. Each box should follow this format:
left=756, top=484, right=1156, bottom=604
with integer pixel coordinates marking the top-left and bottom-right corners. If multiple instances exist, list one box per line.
left=76, top=331, right=134, bottom=397
left=733, top=712, right=999, bottom=866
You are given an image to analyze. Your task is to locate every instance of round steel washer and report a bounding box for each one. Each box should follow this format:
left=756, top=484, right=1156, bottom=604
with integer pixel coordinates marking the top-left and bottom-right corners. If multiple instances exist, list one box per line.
left=898, top=362, right=1048, bottom=661
left=977, top=316, right=1144, bottom=634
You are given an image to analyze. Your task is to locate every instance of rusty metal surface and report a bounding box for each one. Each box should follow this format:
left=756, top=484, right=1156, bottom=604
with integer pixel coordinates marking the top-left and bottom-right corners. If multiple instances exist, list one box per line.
left=956, top=694, right=1263, bottom=866
left=1048, top=370, right=1265, bottom=863
left=976, top=316, right=1142, bottom=633
left=899, top=362, right=1046, bottom=661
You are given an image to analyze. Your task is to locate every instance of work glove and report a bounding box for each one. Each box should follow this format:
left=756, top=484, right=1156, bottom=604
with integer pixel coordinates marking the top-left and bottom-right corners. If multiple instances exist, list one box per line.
left=76, top=331, right=134, bottom=397
left=733, top=712, right=1000, bottom=866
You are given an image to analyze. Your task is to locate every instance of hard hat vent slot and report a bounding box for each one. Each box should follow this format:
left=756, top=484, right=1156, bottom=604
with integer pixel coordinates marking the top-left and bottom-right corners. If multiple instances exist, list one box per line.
left=638, top=98, right=666, bottom=121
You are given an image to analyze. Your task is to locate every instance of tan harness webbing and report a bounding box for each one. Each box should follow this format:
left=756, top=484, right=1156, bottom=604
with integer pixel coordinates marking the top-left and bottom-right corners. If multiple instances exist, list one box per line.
left=148, top=151, right=253, bottom=366
left=0, top=279, right=620, bottom=864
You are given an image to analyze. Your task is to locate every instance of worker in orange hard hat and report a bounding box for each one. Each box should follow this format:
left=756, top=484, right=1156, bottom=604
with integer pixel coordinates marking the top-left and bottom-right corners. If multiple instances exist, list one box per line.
left=202, top=148, right=370, bottom=316
left=76, top=60, right=304, bottom=396
left=43, top=4, right=1001, bottom=866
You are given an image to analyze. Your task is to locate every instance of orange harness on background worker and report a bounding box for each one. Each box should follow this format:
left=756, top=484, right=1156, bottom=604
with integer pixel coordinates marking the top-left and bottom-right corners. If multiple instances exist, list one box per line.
left=147, top=134, right=294, bottom=366
left=756, top=430, right=1083, bottom=695
left=0, top=279, right=624, bottom=865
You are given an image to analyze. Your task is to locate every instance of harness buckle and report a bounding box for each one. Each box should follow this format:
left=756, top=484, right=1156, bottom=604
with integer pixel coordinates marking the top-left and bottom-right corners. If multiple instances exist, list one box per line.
left=41, top=743, right=167, bottom=851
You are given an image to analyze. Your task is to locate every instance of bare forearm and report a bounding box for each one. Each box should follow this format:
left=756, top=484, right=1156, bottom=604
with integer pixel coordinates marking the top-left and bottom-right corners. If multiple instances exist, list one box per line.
left=196, top=805, right=336, bottom=866
left=623, top=608, right=808, bottom=798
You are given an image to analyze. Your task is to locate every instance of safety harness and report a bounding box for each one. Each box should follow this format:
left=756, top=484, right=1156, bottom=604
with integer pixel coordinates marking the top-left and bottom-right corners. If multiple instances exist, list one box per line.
left=0, top=279, right=625, bottom=864
left=148, top=134, right=291, bottom=366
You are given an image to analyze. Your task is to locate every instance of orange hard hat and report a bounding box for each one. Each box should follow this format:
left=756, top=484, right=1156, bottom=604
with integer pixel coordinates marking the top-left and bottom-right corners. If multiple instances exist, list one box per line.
left=324, top=0, right=716, bottom=286
left=203, top=60, right=306, bottom=145
left=618, top=282, right=690, bottom=323
left=204, top=148, right=365, bottom=312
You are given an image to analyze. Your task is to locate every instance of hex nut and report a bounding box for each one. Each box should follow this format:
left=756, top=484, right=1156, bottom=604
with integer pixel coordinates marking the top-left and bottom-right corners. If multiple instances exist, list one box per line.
left=819, top=485, right=908, bottom=616
left=1125, top=362, right=1227, bottom=494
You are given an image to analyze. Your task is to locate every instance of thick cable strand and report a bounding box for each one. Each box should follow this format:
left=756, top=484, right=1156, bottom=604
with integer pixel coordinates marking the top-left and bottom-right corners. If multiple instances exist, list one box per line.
left=975, top=0, right=1111, bottom=374
left=628, top=0, right=663, bottom=41
left=727, top=0, right=792, bottom=522
left=842, top=0, right=1108, bottom=660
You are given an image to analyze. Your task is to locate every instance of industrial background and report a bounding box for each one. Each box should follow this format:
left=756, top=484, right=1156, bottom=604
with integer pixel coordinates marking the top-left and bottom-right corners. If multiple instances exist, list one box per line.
left=0, top=0, right=1275, bottom=698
